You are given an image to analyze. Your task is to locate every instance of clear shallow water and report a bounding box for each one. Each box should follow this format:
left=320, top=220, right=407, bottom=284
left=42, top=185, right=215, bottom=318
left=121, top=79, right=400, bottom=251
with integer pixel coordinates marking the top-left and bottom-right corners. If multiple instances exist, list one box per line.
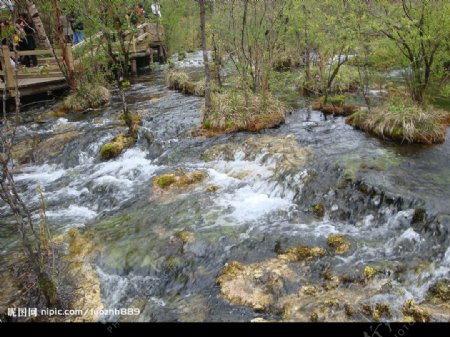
left=0, top=62, right=449, bottom=322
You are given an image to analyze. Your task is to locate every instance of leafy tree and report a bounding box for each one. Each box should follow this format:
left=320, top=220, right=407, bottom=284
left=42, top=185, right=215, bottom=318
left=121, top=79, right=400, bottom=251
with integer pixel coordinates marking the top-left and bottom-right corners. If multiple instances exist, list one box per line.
left=368, top=0, right=450, bottom=103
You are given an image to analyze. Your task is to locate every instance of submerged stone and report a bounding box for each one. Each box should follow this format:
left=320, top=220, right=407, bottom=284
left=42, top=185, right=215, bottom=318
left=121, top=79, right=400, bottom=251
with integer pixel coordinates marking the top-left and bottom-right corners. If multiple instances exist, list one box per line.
left=217, top=259, right=296, bottom=312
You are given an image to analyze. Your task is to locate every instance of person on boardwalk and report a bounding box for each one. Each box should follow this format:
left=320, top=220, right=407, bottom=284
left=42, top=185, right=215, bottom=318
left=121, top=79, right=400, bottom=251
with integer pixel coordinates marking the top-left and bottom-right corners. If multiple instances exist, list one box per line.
left=71, top=13, right=84, bottom=45
left=58, top=12, right=73, bottom=43
left=17, top=13, right=37, bottom=67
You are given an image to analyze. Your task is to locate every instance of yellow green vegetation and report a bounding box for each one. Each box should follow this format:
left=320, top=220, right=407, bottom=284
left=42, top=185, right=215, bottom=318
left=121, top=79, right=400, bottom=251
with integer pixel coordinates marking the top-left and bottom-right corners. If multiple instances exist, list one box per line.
left=326, top=234, right=351, bottom=255
left=174, top=230, right=195, bottom=244
left=197, top=91, right=286, bottom=136
left=346, top=98, right=450, bottom=144
left=153, top=170, right=206, bottom=190
left=63, top=85, right=111, bottom=112
left=363, top=266, right=378, bottom=280
left=312, top=95, right=360, bottom=116
left=402, top=300, right=431, bottom=322
left=427, top=279, right=450, bottom=304
left=99, top=133, right=136, bottom=160
left=312, top=203, right=325, bottom=217
left=278, top=246, right=327, bottom=262
left=217, top=259, right=294, bottom=312
left=372, top=303, right=392, bottom=321
left=166, top=71, right=207, bottom=96
left=205, top=185, right=220, bottom=192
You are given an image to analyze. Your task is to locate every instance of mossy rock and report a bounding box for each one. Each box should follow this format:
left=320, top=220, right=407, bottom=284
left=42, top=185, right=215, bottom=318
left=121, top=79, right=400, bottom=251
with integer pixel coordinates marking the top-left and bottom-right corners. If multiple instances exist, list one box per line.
left=402, top=300, right=431, bottom=322
left=427, top=279, right=450, bottom=303
left=205, top=185, right=220, bottom=193
left=373, top=303, right=392, bottom=321
left=363, top=266, right=378, bottom=280
left=174, top=230, right=195, bottom=244
left=326, top=234, right=351, bottom=255
left=155, top=174, right=177, bottom=188
left=312, top=203, right=325, bottom=217
left=278, top=246, right=327, bottom=262
left=99, top=133, right=136, bottom=160
left=152, top=170, right=207, bottom=191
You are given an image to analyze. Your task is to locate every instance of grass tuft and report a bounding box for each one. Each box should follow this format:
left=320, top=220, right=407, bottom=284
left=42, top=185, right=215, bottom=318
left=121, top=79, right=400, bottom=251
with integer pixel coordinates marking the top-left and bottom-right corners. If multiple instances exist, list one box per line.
left=346, top=98, right=449, bottom=144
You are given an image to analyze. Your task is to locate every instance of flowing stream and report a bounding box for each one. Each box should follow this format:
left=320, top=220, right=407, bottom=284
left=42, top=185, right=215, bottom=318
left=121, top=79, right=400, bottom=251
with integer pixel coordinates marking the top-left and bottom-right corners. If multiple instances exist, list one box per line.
left=0, top=54, right=449, bottom=322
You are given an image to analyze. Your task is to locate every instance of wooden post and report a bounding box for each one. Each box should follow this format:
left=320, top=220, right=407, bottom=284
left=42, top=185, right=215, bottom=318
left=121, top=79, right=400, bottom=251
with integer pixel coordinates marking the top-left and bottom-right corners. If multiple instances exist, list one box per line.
left=131, top=59, right=137, bottom=76
left=146, top=46, right=153, bottom=66
left=2, top=46, right=15, bottom=94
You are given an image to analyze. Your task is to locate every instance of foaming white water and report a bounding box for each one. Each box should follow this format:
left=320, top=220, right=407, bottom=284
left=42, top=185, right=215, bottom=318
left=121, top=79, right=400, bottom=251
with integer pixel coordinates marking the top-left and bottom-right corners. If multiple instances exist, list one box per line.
left=96, top=267, right=161, bottom=321
left=172, top=50, right=213, bottom=68
left=46, top=205, right=97, bottom=228
left=201, top=152, right=300, bottom=225
left=15, top=164, right=66, bottom=185
left=217, top=185, right=292, bottom=223
left=443, top=247, right=450, bottom=266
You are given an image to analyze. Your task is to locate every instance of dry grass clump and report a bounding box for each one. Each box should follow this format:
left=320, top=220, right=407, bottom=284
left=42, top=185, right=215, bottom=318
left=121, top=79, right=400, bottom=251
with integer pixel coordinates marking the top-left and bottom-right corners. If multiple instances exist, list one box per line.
left=165, top=71, right=206, bottom=97
left=198, top=91, right=286, bottom=136
left=63, top=84, right=110, bottom=112
left=346, top=98, right=449, bottom=144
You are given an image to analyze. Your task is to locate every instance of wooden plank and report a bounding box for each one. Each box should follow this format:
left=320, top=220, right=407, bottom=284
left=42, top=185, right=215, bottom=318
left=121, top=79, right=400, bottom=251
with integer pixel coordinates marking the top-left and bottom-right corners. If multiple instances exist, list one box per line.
left=16, top=49, right=62, bottom=56
left=16, top=73, right=64, bottom=79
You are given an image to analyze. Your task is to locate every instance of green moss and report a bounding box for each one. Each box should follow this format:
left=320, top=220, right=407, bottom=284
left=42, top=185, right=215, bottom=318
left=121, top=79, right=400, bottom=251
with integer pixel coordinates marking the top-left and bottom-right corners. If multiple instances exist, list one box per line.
left=402, top=300, right=431, bottom=322
left=323, top=95, right=346, bottom=106
left=344, top=304, right=354, bottom=316
left=326, top=234, right=351, bottom=254
left=174, top=230, right=195, bottom=244
left=313, top=203, right=325, bottom=217
left=279, top=246, right=327, bottom=262
left=427, top=279, right=450, bottom=303
left=155, top=174, right=177, bottom=188
left=205, top=185, right=220, bottom=193
left=94, top=214, right=131, bottom=230
left=99, top=133, right=136, bottom=160
left=363, top=266, right=378, bottom=280
left=217, top=261, right=245, bottom=284
left=178, top=51, right=186, bottom=61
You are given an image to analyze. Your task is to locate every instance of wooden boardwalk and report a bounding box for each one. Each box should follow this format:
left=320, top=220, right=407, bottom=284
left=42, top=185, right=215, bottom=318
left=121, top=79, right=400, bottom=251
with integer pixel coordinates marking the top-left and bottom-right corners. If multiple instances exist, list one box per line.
left=0, top=22, right=166, bottom=99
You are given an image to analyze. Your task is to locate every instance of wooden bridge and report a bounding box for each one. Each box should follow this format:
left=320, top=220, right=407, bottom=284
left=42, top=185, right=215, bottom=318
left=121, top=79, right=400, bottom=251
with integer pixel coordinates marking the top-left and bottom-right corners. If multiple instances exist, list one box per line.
left=0, top=22, right=166, bottom=99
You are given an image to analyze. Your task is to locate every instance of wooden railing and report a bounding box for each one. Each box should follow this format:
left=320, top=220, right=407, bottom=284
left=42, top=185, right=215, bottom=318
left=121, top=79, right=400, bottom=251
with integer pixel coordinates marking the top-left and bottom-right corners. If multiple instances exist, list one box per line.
left=0, top=45, right=70, bottom=95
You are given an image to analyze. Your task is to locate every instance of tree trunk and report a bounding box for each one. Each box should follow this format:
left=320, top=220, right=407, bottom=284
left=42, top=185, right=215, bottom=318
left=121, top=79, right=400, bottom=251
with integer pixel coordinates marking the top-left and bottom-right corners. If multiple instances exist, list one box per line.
left=199, top=0, right=212, bottom=117
left=26, top=1, right=51, bottom=49
left=51, top=0, right=76, bottom=90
